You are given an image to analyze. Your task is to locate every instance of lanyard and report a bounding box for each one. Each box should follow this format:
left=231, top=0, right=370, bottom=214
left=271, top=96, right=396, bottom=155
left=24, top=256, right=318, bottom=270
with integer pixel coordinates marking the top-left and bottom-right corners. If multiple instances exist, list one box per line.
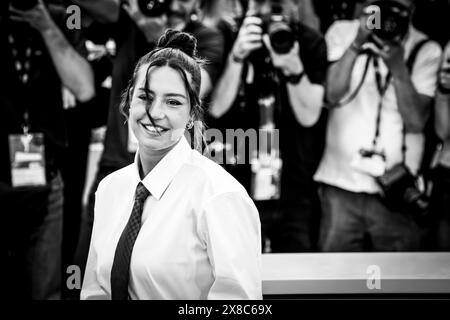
left=8, top=33, right=34, bottom=134
left=8, top=33, right=33, bottom=85
left=371, top=56, right=407, bottom=164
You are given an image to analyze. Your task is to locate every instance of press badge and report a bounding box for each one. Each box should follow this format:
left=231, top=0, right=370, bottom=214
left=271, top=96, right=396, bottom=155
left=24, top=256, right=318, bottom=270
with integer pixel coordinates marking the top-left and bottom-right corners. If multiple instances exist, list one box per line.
left=351, top=148, right=386, bottom=177
left=9, top=132, right=46, bottom=187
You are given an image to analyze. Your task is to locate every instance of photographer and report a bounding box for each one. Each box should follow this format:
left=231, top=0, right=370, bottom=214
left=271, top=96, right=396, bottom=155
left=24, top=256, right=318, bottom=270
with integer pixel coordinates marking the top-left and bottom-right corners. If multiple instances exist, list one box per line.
left=73, top=0, right=225, bottom=294
left=209, top=0, right=328, bottom=252
left=314, top=0, right=442, bottom=251
left=0, top=0, right=94, bottom=299
left=430, top=41, right=450, bottom=250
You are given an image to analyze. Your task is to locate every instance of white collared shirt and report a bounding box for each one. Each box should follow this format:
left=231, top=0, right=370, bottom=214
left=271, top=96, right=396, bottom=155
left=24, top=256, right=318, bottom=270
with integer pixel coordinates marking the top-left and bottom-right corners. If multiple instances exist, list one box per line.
left=314, top=20, right=442, bottom=193
left=81, top=137, right=262, bottom=300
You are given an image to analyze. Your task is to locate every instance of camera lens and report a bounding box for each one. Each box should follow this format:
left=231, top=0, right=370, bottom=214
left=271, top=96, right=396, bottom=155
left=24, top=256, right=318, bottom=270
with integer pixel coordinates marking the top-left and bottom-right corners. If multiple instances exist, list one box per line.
left=370, top=2, right=410, bottom=41
left=267, top=15, right=294, bottom=54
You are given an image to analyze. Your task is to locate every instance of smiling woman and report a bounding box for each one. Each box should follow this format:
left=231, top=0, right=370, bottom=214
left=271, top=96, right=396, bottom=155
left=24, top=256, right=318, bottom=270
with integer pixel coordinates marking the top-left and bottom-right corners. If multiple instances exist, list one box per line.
left=80, top=29, right=263, bottom=300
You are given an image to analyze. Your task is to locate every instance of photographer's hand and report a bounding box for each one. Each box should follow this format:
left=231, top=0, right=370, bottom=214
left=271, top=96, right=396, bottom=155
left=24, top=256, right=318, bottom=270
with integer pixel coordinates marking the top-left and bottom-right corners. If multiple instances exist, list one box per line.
left=230, top=16, right=263, bottom=62
left=367, top=36, right=407, bottom=77
left=9, top=0, right=56, bottom=33
left=122, top=0, right=168, bottom=43
left=353, top=13, right=372, bottom=50
left=367, top=35, right=432, bottom=133
left=262, top=35, right=303, bottom=77
left=262, top=36, right=323, bottom=127
left=10, top=0, right=95, bottom=102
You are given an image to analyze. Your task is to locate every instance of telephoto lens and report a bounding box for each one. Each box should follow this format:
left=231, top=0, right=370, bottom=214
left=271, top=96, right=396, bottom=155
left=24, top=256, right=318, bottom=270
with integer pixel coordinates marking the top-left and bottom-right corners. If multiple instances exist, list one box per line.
left=267, top=17, right=295, bottom=54
left=370, top=0, right=411, bottom=41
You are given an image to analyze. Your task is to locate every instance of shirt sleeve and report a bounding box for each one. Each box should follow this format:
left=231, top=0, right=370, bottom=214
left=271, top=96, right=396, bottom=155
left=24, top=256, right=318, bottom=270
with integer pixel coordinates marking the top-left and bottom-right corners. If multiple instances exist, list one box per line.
left=80, top=181, right=109, bottom=300
left=200, top=192, right=262, bottom=300
left=410, top=41, right=442, bottom=98
left=299, top=23, right=328, bottom=85
left=325, top=20, right=359, bottom=62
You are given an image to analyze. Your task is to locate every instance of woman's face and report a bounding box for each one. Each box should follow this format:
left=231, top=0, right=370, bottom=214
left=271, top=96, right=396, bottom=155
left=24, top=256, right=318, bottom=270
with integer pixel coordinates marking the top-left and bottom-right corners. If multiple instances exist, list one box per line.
left=129, top=65, right=191, bottom=152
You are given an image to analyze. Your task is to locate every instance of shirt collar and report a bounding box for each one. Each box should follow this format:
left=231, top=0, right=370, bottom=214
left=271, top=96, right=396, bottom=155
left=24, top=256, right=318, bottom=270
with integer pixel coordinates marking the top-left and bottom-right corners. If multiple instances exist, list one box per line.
left=132, top=137, right=192, bottom=200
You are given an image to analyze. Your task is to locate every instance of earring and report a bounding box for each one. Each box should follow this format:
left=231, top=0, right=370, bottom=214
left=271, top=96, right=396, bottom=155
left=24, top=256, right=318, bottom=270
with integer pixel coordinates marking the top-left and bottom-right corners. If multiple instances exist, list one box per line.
left=186, top=119, right=194, bottom=130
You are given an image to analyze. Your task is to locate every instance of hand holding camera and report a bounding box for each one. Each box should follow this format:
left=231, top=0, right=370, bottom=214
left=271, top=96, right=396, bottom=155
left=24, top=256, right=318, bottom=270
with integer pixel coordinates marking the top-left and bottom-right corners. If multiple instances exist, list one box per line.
left=262, top=34, right=303, bottom=78
left=123, top=0, right=168, bottom=43
left=351, top=0, right=412, bottom=76
left=352, top=13, right=372, bottom=51
left=367, top=35, right=406, bottom=77
left=9, top=0, right=55, bottom=33
left=231, top=16, right=264, bottom=62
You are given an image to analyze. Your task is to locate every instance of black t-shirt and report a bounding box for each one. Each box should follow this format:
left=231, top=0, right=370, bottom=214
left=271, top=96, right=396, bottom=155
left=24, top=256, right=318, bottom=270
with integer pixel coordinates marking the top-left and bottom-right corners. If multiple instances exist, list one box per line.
left=211, top=22, right=328, bottom=196
left=100, top=14, right=225, bottom=169
left=0, top=6, right=86, bottom=188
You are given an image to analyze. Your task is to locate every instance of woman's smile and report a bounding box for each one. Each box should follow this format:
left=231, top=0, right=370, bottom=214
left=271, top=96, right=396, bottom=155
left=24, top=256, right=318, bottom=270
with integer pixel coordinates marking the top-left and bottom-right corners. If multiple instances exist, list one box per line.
left=140, top=122, right=170, bottom=135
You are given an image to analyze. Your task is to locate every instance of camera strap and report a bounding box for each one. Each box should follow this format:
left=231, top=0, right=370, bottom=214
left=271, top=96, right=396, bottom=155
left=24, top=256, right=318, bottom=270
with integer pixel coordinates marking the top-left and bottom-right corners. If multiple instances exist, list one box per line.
left=326, top=53, right=373, bottom=108
left=371, top=56, right=392, bottom=153
left=371, top=38, right=432, bottom=165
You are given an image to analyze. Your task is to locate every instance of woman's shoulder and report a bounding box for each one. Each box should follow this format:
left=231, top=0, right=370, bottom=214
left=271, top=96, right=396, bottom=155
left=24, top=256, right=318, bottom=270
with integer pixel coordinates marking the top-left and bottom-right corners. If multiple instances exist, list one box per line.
left=185, top=150, right=248, bottom=196
left=96, top=164, right=135, bottom=195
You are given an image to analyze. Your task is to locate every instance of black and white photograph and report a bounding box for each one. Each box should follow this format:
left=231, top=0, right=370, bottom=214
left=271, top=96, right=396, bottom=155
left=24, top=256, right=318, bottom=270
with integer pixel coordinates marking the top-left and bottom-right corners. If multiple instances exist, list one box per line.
left=1, top=0, right=449, bottom=312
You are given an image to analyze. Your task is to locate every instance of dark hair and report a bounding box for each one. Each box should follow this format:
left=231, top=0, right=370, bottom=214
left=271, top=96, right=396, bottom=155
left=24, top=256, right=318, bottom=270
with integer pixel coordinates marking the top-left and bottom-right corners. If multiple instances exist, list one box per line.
left=120, top=29, right=206, bottom=150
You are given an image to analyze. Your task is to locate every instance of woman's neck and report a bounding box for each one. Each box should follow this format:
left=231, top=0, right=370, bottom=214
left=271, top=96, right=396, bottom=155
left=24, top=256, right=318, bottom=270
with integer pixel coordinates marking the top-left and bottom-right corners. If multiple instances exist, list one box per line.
left=138, top=141, right=179, bottom=179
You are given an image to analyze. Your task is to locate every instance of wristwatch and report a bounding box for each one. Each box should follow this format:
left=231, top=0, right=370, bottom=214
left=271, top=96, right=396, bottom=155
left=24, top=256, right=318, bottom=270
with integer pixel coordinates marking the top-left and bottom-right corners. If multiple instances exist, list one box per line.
left=284, top=72, right=304, bottom=85
left=230, top=51, right=245, bottom=64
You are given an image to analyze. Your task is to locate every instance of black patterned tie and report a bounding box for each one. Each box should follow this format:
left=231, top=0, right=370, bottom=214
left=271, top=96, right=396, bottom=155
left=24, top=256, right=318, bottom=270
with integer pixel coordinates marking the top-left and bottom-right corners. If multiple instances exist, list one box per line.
left=110, top=182, right=150, bottom=300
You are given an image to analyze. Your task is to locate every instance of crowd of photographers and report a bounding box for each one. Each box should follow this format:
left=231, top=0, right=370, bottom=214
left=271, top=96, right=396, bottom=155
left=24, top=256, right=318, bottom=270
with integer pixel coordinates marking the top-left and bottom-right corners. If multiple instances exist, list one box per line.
left=1, top=0, right=449, bottom=299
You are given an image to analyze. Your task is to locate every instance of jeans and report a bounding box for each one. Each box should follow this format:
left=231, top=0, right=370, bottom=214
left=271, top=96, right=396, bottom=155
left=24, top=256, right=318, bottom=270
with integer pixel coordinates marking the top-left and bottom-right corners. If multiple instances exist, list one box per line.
left=318, top=184, right=423, bottom=252
left=4, top=173, right=63, bottom=300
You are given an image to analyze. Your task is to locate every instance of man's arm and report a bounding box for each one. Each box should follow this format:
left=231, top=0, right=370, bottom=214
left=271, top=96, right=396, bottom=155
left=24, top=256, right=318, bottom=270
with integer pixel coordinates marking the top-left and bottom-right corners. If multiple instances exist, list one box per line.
left=369, top=36, right=440, bottom=133
left=72, top=0, right=120, bottom=24
left=391, top=64, right=432, bottom=133
left=326, top=17, right=371, bottom=104
left=209, top=16, right=263, bottom=118
left=263, top=35, right=324, bottom=127
left=41, top=26, right=95, bottom=102
left=326, top=45, right=360, bottom=104
left=209, top=55, right=244, bottom=118
left=10, top=1, right=95, bottom=102
left=435, top=42, right=450, bottom=140
left=286, top=74, right=325, bottom=127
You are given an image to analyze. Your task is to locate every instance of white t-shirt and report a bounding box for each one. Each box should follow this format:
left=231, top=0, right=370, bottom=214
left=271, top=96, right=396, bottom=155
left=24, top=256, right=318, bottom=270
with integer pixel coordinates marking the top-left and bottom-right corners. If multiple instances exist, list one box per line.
left=314, top=20, right=442, bottom=194
left=81, top=137, right=262, bottom=300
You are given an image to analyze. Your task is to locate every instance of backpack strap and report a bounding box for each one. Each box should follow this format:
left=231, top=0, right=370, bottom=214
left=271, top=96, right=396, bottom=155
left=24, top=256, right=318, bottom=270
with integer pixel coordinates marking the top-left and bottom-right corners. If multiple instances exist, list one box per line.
left=406, top=38, right=431, bottom=72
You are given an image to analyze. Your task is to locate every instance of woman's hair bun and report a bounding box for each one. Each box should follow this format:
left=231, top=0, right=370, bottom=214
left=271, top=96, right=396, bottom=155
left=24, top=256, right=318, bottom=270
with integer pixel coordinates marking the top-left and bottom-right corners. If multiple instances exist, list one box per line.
left=157, top=29, right=197, bottom=58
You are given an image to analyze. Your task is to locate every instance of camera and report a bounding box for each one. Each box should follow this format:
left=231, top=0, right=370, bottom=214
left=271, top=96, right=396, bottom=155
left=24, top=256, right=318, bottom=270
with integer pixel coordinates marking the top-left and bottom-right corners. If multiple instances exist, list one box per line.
left=376, top=163, right=430, bottom=225
left=138, top=0, right=172, bottom=17
left=10, top=0, right=38, bottom=11
left=262, top=13, right=295, bottom=54
left=367, top=0, right=411, bottom=42
left=250, top=1, right=296, bottom=54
